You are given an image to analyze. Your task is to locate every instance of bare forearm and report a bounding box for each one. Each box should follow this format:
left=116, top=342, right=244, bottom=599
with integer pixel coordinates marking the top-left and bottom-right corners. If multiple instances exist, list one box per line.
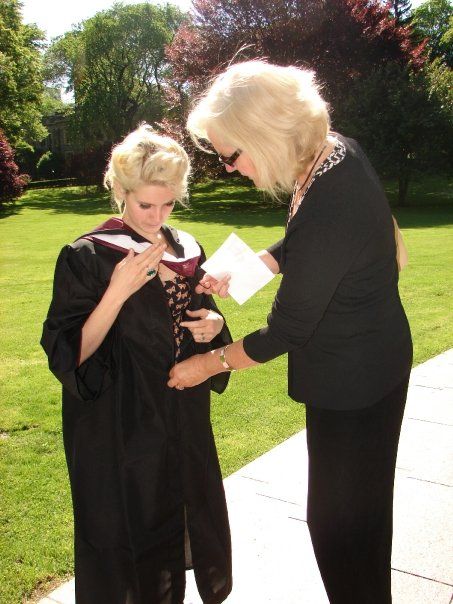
left=204, top=339, right=258, bottom=376
left=168, top=338, right=259, bottom=389
left=257, top=249, right=279, bottom=274
left=79, top=288, right=124, bottom=365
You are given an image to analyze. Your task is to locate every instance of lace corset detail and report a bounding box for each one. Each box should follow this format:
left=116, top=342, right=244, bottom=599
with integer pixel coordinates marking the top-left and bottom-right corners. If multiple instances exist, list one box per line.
left=162, top=275, right=191, bottom=360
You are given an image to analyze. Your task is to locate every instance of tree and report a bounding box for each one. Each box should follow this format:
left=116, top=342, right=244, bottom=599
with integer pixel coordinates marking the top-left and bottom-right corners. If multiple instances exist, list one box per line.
left=166, top=0, right=427, bottom=191
left=168, top=0, right=425, bottom=92
left=412, top=0, right=453, bottom=66
left=0, top=0, right=46, bottom=147
left=44, top=2, right=186, bottom=148
left=426, top=56, right=453, bottom=119
left=390, top=0, right=412, bottom=24
left=158, top=117, right=225, bottom=181
left=0, top=130, right=28, bottom=209
left=337, top=62, right=452, bottom=204
left=42, top=86, right=72, bottom=118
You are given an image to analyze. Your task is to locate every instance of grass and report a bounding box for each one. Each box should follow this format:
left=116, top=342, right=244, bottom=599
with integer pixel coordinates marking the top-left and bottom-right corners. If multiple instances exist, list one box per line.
left=0, top=175, right=452, bottom=603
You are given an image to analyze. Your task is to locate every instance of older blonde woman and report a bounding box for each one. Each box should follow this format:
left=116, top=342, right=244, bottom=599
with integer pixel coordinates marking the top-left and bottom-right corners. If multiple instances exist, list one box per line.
left=41, top=125, right=232, bottom=604
left=169, top=61, right=413, bottom=603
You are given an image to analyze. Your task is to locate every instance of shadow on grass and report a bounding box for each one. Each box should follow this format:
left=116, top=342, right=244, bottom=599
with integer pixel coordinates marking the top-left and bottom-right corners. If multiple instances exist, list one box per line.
left=6, top=177, right=453, bottom=229
left=385, top=175, right=453, bottom=229
left=393, top=205, right=453, bottom=229
left=14, top=181, right=289, bottom=228
left=0, top=204, right=20, bottom=219
left=174, top=182, right=288, bottom=228
left=17, top=186, right=113, bottom=215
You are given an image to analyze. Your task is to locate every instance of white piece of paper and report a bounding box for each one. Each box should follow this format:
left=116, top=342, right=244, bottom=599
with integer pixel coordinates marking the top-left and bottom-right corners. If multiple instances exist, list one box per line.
left=201, top=233, right=275, bottom=305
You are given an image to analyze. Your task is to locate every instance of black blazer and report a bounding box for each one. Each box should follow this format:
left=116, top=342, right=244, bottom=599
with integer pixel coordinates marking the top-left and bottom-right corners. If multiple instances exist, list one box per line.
left=243, top=135, right=412, bottom=410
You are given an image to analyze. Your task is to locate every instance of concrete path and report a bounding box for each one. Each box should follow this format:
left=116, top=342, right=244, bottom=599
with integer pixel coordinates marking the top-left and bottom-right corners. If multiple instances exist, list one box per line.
left=39, top=349, right=453, bottom=603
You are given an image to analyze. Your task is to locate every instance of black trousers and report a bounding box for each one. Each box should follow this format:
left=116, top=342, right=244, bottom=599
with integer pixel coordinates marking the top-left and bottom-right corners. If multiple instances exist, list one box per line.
left=305, top=375, right=410, bottom=604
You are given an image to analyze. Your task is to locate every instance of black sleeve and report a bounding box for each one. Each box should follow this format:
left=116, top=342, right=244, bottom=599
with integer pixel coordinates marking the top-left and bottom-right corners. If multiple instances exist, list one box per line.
left=266, top=239, right=284, bottom=272
left=41, top=244, right=114, bottom=402
left=243, top=206, right=373, bottom=363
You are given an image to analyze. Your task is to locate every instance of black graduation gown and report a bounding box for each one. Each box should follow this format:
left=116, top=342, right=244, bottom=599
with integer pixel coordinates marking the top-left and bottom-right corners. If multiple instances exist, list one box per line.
left=41, top=222, right=233, bottom=604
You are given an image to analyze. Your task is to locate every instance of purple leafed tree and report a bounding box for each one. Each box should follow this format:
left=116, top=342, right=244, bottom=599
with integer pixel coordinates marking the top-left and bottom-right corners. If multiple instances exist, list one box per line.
left=0, top=131, right=29, bottom=208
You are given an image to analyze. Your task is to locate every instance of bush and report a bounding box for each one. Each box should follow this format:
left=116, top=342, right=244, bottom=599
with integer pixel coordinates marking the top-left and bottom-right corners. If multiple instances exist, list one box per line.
left=14, top=142, right=41, bottom=180
left=0, top=131, right=29, bottom=209
left=36, top=151, right=66, bottom=179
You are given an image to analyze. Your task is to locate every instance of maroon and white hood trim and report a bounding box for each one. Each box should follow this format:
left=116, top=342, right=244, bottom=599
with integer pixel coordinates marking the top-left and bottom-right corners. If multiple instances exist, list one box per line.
left=78, top=217, right=201, bottom=277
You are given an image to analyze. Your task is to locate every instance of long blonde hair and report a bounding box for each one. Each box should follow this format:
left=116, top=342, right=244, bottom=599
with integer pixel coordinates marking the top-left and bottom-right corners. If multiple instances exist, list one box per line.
left=187, top=60, right=330, bottom=197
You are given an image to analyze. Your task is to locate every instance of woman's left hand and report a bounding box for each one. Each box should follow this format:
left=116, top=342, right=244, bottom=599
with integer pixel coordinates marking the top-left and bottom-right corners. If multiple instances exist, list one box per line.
left=195, top=274, right=231, bottom=298
left=180, top=308, right=224, bottom=343
left=168, top=355, right=210, bottom=389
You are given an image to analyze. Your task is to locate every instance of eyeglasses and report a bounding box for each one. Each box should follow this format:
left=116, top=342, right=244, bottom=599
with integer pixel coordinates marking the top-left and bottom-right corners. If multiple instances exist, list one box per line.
left=218, top=148, right=242, bottom=167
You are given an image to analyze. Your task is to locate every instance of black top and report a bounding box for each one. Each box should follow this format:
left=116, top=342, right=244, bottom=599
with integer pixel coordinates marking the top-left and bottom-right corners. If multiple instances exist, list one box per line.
left=41, top=225, right=232, bottom=603
left=243, top=135, right=412, bottom=410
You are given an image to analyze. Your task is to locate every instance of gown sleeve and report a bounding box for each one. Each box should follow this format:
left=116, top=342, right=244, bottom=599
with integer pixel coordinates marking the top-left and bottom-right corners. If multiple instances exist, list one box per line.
left=41, top=243, right=114, bottom=402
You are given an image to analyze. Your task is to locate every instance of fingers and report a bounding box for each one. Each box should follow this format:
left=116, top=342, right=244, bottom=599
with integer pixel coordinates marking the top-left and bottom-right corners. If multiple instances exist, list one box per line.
left=168, top=358, right=202, bottom=389
left=195, top=274, right=218, bottom=295
left=119, top=248, right=135, bottom=267
left=168, top=375, right=178, bottom=388
left=185, top=309, right=208, bottom=319
left=180, top=320, right=206, bottom=333
left=136, top=242, right=166, bottom=266
left=193, top=333, right=210, bottom=343
left=137, top=244, right=166, bottom=281
left=168, top=365, right=185, bottom=389
left=180, top=309, right=208, bottom=332
left=195, top=274, right=230, bottom=297
left=168, top=379, right=184, bottom=389
left=168, top=366, right=178, bottom=387
left=181, top=320, right=223, bottom=344
left=214, top=275, right=231, bottom=297
left=206, top=275, right=230, bottom=297
left=195, top=283, right=212, bottom=295
left=181, top=310, right=208, bottom=332
left=144, top=266, right=158, bottom=279
left=201, top=275, right=219, bottom=287
left=180, top=320, right=208, bottom=343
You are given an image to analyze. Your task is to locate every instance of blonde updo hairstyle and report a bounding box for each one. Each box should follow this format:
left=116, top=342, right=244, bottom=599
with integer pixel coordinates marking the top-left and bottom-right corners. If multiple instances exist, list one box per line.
left=104, top=123, right=190, bottom=210
left=187, top=60, right=330, bottom=198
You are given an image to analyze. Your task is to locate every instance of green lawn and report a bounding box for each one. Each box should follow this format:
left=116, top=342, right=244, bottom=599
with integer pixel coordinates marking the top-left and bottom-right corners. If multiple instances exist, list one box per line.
left=1, top=177, right=452, bottom=603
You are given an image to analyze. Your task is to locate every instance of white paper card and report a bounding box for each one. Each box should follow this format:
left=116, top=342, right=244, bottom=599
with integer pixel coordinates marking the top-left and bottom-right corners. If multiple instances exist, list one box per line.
left=201, top=233, right=275, bottom=305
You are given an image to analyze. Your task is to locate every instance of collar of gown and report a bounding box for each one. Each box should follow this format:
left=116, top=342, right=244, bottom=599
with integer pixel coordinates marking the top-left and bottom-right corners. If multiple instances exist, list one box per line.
left=77, top=217, right=201, bottom=277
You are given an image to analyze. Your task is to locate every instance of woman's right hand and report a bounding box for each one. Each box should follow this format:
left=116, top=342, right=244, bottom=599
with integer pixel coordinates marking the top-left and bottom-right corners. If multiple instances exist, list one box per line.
left=109, top=244, right=166, bottom=303
left=79, top=243, right=165, bottom=366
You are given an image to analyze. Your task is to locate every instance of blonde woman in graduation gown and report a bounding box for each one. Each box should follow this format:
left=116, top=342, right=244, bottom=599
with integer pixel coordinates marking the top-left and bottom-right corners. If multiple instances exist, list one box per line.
left=41, top=125, right=232, bottom=604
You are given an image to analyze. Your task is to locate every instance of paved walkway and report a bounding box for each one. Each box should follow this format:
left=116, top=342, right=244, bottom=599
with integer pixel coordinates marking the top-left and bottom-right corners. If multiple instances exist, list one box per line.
left=39, top=349, right=453, bottom=603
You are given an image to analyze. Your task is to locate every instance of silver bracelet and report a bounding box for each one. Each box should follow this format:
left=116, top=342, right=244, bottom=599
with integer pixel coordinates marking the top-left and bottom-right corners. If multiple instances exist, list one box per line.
left=219, top=345, right=235, bottom=371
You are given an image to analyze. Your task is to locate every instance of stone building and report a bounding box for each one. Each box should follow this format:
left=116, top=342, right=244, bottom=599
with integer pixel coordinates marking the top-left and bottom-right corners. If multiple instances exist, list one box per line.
left=36, top=113, right=73, bottom=160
